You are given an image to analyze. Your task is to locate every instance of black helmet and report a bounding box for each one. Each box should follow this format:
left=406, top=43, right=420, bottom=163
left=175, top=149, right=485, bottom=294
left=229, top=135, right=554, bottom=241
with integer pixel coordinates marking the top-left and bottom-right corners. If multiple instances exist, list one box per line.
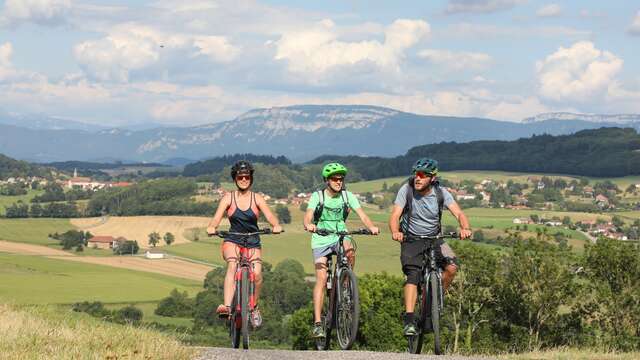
left=230, top=160, right=254, bottom=180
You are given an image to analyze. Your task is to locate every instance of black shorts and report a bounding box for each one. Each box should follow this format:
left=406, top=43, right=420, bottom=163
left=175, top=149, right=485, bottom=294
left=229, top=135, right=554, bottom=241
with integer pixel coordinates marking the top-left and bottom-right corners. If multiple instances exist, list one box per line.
left=400, top=240, right=458, bottom=285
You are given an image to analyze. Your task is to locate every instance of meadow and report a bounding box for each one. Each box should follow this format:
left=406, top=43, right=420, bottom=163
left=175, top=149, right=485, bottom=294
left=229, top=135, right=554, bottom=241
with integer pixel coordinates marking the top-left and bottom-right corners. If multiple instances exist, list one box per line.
left=0, top=253, right=201, bottom=305
left=0, top=189, right=43, bottom=216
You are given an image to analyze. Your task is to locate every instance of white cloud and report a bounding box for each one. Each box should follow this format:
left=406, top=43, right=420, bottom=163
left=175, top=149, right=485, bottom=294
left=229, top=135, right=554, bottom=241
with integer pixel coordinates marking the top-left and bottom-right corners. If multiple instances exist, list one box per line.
left=445, top=0, right=526, bottom=14
left=418, top=49, right=492, bottom=70
left=74, top=23, right=240, bottom=82
left=536, top=4, right=562, bottom=18
left=0, top=0, right=71, bottom=27
left=485, top=96, right=550, bottom=121
left=628, top=11, right=640, bottom=36
left=536, top=41, right=623, bottom=102
left=274, top=19, right=430, bottom=77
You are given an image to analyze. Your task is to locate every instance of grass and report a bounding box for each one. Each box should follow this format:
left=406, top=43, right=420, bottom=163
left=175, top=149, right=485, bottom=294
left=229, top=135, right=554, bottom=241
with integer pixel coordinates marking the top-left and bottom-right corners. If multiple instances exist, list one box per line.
left=0, top=253, right=202, bottom=305
left=0, top=303, right=195, bottom=359
left=502, top=348, right=640, bottom=360
left=0, top=218, right=74, bottom=245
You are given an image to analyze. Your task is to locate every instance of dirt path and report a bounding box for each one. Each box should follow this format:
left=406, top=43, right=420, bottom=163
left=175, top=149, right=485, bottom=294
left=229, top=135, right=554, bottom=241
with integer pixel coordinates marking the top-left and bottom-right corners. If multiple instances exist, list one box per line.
left=0, top=241, right=72, bottom=256
left=0, top=240, right=212, bottom=281
left=195, top=348, right=495, bottom=360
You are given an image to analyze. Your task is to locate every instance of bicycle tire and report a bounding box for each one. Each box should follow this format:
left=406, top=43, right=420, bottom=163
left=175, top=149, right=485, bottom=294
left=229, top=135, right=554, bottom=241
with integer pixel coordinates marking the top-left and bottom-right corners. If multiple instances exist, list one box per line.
left=407, top=282, right=426, bottom=354
left=336, top=268, right=360, bottom=350
left=241, top=268, right=250, bottom=349
left=230, top=288, right=240, bottom=348
left=430, top=273, right=442, bottom=355
left=315, top=287, right=333, bottom=350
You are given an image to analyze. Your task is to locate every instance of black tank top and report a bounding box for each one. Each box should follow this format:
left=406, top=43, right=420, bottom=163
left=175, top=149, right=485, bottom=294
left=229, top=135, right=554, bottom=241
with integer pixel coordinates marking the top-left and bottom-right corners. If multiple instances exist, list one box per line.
left=225, top=191, right=261, bottom=248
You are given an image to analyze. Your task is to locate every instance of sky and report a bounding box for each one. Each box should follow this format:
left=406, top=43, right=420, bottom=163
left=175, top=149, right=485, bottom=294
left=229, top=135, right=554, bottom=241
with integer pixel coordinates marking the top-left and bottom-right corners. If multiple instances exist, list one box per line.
left=0, top=0, right=639, bottom=127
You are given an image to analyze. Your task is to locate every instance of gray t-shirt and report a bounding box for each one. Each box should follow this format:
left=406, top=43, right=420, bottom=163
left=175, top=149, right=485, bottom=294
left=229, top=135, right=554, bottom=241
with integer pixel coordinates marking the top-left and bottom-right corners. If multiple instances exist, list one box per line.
left=394, top=183, right=455, bottom=236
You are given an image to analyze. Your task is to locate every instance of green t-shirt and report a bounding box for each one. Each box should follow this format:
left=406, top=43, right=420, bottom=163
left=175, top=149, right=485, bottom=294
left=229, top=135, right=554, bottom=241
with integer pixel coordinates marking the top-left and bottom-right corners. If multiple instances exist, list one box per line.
left=307, top=189, right=361, bottom=249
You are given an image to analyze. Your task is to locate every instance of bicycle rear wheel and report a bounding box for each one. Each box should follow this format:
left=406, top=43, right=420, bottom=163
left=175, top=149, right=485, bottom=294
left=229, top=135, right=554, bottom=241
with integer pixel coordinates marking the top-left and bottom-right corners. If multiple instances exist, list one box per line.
left=336, top=268, right=359, bottom=350
left=407, top=282, right=426, bottom=354
left=315, top=286, right=333, bottom=350
left=241, top=268, right=250, bottom=349
left=429, top=273, right=442, bottom=355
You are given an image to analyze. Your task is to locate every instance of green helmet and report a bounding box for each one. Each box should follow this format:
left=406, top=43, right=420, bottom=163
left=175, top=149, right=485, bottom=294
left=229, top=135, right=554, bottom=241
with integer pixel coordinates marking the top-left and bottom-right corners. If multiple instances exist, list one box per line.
left=412, top=158, right=438, bottom=176
left=322, top=163, right=348, bottom=179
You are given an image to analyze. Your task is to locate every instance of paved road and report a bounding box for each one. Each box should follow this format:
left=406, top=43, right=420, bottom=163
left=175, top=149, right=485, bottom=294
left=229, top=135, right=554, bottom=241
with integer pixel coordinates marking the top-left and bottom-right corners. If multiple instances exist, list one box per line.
left=194, top=348, right=496, bottom=360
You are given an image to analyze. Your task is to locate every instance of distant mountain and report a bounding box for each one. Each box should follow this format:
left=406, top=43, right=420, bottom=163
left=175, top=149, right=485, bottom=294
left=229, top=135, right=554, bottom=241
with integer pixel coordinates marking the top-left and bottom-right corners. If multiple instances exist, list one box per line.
left=2, top=105, right=640, bottom=162
left=523, top=112, right=640, bottom=124
left=0, top=110, right=107, bottom=132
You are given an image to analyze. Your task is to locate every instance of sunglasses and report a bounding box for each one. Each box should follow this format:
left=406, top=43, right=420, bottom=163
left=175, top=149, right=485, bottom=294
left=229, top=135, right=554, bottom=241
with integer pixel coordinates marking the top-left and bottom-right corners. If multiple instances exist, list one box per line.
left=235, top=175, right=251, bottom=181
left=329, top=176, right=344, bottom=182
left=414, top=171, right=434, bottom=179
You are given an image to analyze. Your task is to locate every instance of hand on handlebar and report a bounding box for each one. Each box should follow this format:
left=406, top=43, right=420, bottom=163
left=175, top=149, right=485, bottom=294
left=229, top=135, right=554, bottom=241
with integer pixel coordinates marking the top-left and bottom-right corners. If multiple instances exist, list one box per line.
left=272, top=225, right=283, bottom=234
left=459, top=228, right=472, bottom=240
left=392, top=231, right=404, bottom=243
left=305, top=224, right=317, bottom=233
left=206, top=226, right=217, bottom=236
left=368, top=226, right=380, bottom=235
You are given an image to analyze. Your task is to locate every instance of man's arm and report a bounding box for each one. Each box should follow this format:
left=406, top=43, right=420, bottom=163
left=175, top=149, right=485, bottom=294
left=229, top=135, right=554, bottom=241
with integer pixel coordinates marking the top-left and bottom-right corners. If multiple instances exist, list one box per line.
left=303, top=208, right=316, bottom=232
left=353, top=207, right=379, bottom=234
left=447, top=201, right=472, bottom=239
left=388, top=205, right=404, bottom=242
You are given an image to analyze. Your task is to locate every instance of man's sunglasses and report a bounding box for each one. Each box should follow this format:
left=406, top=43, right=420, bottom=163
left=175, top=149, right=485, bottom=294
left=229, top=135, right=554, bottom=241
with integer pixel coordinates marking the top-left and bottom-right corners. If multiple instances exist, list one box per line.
left=329, top=176, right=345, bottom=182
left=414, top=171, right=435, bottom=179
left=235, top=175, right=251, bottom=181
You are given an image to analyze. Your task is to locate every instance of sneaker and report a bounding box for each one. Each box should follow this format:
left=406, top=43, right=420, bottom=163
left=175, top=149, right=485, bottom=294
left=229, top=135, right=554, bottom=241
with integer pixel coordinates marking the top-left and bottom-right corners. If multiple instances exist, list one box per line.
left=216, top=304, right=230, bottom=319
left=312, top=322, right=326, bottom=338
left=251, top=307, right=263, bottom=328
left=403, top=322, right=418, bottom=336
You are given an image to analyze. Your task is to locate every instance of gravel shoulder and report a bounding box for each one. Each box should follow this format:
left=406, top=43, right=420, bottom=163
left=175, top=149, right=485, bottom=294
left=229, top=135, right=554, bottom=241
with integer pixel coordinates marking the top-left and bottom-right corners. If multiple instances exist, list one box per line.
left=194, top=348, right=496, bottom=360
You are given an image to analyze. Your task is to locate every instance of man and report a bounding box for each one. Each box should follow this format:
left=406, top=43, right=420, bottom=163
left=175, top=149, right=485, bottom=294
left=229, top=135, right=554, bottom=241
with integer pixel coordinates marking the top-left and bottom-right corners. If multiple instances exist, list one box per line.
left=303, top=162, right=379, bottom=339
left=388, top=157, right=472, bottom=336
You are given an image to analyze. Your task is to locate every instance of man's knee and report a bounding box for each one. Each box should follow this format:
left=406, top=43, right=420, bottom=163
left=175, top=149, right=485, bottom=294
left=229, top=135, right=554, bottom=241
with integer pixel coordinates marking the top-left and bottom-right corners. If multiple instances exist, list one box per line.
left=443, top=263, right=457, bottom=279
left=403, top=266, right=422, bottom=286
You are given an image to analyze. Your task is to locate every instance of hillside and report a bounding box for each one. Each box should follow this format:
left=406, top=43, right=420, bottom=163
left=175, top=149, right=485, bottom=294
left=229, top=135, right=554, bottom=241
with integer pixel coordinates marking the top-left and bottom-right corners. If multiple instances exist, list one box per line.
left=0, top=153, right=48, bottom=179
left=310, top=127, right=640, bottom=178
left=3, top=105, right=640, bottom=162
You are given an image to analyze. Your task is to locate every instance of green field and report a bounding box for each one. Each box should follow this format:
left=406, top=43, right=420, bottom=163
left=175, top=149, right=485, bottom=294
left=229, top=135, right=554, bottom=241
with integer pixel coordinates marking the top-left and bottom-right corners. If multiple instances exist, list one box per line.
left=0, top=218, right=74, bottom=245
left=0, top=253, right=201, bottom=305
left=0, top=190, right=44, bottom=216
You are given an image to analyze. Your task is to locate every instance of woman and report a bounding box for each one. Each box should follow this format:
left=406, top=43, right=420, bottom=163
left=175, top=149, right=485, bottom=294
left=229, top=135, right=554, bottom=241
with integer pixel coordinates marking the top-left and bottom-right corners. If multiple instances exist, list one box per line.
left=206, top=160, right=282, bottom=328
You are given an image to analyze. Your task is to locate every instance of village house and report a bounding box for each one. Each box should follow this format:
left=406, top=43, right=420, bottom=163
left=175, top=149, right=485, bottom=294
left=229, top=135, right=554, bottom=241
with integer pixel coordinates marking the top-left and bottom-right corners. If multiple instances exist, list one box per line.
left=595, top=194, right=609, bottom=205
left=88, top=235, right=116, bottom=249
left=512, top=217, right=533, bottom=224
left=583, top=186, right=594, bottom=197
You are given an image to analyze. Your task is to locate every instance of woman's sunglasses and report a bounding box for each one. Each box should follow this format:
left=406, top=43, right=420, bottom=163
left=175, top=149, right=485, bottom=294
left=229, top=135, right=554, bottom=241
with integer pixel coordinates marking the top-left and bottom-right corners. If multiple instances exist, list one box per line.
left=235, top=175, right=251, bottom=181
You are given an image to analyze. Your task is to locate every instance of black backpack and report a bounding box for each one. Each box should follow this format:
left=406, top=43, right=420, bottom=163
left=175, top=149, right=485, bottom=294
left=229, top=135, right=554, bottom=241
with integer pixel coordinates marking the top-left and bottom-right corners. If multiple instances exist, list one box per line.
left=401, top=177, right=444, bottom=235
left=312, top=189, right=351, bottom=225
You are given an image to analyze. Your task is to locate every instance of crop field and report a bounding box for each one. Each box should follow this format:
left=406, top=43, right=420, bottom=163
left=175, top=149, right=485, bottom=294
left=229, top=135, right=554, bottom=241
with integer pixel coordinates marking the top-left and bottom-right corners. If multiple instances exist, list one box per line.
left=0, top=253, right=202, bottom=305
left=71, top=216, right=211, bottom=248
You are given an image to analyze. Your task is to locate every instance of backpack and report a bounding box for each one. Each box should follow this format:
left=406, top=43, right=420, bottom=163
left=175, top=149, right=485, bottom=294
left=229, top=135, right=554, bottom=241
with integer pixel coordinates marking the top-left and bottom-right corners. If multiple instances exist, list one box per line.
left=401, top=177, right=444, bottom=235
left=312, top=189, right=351, bottom=225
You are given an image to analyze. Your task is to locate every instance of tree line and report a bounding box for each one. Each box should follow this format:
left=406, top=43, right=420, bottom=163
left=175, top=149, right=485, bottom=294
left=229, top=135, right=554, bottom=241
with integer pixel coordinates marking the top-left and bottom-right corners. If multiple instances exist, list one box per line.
left=309, top=127, right=640, bottom=179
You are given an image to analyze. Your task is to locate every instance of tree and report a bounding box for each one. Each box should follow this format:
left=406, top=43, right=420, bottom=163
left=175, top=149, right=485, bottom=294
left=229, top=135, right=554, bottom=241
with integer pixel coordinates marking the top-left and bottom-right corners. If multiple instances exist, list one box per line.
left=529, top=214, right=540, bottom=224
left=114, top=240, right=139, bottom=255
left=155, top=289, right=194, bottom=317
left=163, top=232, right=175, bottom=246
left=275, top=205, right=291, bottom=224
left=148, top=231, right=160, bottom=247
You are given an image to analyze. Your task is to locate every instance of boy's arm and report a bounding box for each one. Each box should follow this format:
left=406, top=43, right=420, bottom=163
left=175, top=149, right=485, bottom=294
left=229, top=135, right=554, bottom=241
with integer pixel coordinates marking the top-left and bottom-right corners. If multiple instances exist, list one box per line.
left=353, top=207, right=379, bottom=234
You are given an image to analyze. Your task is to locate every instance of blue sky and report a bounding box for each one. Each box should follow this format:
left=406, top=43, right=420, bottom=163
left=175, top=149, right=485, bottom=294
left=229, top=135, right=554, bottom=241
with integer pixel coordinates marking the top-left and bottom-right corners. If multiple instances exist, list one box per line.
left=0, top=0, right=639, bottom=126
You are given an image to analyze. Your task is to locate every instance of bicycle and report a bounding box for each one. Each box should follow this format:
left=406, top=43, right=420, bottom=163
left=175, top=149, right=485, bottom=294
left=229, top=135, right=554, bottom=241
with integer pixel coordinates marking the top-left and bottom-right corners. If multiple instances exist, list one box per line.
left=405, top=232, right=459, bottom=355
left=314, top=228, right=375, bottom=350
left=212, top=228, right=280, bottom=349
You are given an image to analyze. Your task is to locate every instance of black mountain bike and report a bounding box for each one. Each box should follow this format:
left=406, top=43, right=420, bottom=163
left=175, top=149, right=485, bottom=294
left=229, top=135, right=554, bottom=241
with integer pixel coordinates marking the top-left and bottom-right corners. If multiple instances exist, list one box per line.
left=405, top=232, right=458, bottom=355
left=212, top=228, right=280, bottom=349
left=315, top=228, right=374, bottom=350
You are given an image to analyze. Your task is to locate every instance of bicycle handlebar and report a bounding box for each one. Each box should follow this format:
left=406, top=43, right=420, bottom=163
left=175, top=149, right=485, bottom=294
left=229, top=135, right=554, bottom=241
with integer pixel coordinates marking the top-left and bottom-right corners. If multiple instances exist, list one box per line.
left=209, top=228, right=284, bottom=238
left=404, top=232, right=459, bottom=242
left=314, top=228, right=375, bottom=236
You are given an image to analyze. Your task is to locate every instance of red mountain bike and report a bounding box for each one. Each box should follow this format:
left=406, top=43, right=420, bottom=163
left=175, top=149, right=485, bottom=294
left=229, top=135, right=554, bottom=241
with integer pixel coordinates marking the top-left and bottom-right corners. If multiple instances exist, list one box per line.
left=214, top=228, right=280, bottom=349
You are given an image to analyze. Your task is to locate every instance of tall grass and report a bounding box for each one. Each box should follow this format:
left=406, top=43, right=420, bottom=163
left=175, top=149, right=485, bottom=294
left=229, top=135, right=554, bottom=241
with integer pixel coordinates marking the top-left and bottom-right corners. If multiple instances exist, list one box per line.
left=0, top=303, right=197, bottom=359
left=502, top=347, right=640, bottom=360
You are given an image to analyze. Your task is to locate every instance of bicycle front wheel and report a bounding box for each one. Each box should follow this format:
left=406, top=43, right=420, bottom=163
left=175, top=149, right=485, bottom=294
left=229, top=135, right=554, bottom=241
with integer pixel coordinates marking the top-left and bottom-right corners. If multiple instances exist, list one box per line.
left=241, top=268, right=250, bottom=350
left=229, top=294, right=240, bottom=349
left=407, top=282, right=426, bottom=354
left=429, top=273, right=442, bottom=355
left=336, top=268, right=360, bottom=350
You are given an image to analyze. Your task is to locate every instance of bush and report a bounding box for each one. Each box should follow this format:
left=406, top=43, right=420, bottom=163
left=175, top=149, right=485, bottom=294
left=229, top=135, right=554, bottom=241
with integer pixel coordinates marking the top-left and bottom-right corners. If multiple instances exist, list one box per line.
left=115, top=305, right=143, bottom=325
left=155, top=289, right=194, bottom=317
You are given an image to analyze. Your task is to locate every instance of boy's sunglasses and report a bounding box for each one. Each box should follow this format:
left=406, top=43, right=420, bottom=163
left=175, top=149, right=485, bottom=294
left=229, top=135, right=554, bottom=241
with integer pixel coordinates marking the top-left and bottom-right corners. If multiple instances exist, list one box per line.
left=235, top=175, right=251, bottom=181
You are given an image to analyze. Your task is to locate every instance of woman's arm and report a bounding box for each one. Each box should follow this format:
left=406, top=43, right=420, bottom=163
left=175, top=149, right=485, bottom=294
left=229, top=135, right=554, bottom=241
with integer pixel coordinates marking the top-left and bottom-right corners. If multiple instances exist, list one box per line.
left=255, top=193, right=283, bottom=233
left=206, top=192, right=231, bottom=234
